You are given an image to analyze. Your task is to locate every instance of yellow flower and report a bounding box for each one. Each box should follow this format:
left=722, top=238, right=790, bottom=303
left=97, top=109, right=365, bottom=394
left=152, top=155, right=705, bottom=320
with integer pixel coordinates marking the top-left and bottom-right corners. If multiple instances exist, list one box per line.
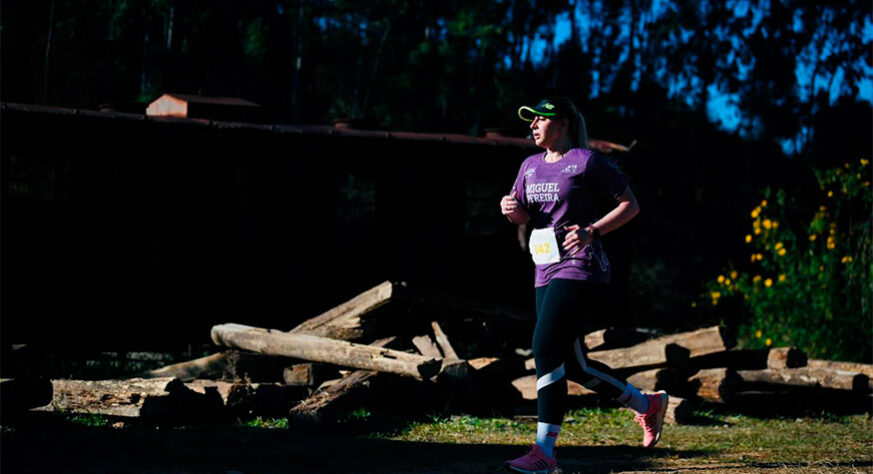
left=745, top=234, right=753, bottom=243
left=862, top=158, right=870, bottom=166
left=809, top=234, right=817, bottom=241
left=778, top=248, right=786, bottom=256
left=755, top=330, right=762, bottom=339
left=754, top=227, right=762, bottom=235
left=827, top=190, right=834, bottom=197
left=691, top=301, right=697, bottom=308
left=764, top=278, right=773, bottom=287
left=753, top=275, right=762, bottom=282
left=765, top=338, right=772, bottom=347
left=763, top=219, right=772, bottom=229
left=761, top=199, right=768, bottom=207
left=756, top=253, right=763, bottom=261
left=725, top=278, right=732, bottom=286
left=711, top=291, right=721, bottom=299
left=843, top=162, right=850, bottom=169
left=730, top=271, right=738, bottom=280
left=717, top=275, right=725, bottom=283
left=774, top=242, right=783, bottom=250
left=751, top=207, right=760, bottom=219
left=841, top=256, right=853, bottom=264
left=819, top=205, right=827, bottom=212
left=819, top=265, right=824, bottom=271
left=772, top=221, right=779, bottom=228
left=778, top=274, right=786, bottom=283
left=864, top=181, right=871, bottom=187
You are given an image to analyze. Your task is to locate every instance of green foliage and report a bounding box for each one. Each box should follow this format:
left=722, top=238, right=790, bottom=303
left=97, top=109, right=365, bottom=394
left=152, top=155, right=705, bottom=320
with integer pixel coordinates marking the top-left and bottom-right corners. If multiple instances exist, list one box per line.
left=241, top=416, right=288, bottom=429
left=704, top=158, right=872, bottom=361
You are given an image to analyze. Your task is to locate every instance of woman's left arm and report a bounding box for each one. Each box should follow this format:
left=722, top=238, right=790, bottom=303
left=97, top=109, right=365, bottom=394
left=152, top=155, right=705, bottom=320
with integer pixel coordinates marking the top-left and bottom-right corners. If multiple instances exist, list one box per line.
left=562, top=186, right=639, bottom=253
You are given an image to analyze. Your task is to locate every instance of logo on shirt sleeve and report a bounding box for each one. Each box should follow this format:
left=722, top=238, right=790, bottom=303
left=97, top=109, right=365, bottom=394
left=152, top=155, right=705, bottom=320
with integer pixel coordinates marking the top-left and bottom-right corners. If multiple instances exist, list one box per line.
left=562, top=164, right=578, bottom=174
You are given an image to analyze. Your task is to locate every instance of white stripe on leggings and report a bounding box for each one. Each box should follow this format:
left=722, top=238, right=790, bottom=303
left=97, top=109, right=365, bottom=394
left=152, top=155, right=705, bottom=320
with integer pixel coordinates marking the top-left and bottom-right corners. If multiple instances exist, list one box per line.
left=573, top=338, right=626, bottom=391
left=536, top=363, right=566, bottom=391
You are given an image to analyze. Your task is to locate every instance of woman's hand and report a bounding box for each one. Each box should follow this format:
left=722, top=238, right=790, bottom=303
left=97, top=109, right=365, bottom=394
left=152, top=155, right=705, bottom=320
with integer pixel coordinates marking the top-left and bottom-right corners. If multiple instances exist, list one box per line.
left=501, top=191, right=530, bottom=224
left=500, top=190, right=519, bottom=215
left=562, top=224, right=591, bottom=255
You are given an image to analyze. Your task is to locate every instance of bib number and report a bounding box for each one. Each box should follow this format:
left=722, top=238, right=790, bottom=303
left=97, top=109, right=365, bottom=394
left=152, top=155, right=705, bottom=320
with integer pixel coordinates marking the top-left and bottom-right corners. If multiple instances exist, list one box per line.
left=529, top=227, right=561, bottom=265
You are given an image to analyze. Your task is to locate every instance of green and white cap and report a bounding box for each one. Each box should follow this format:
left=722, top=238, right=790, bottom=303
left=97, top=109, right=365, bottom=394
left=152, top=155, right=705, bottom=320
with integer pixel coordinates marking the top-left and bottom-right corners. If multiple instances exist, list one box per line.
left=518, top=98, right=572, bottom=122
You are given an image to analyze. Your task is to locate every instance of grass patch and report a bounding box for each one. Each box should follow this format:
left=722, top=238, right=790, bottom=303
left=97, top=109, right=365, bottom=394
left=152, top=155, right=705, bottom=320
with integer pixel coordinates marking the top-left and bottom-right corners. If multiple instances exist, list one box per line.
left=378, top=407, right=873, bottom=470
left=67, top=413, right=111, bottom=427
left=240, top=417, right=288, bottom=429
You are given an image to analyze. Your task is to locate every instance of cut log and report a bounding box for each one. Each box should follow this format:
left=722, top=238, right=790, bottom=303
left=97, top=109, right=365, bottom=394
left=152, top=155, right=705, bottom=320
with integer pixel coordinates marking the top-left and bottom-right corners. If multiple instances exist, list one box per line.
left=412, top=335, right=442, bottom=359
left=283, top=363, right=341, bottom=387
left=767, top=347, right=808, bottom=369
left=40, top=377, right=222, bottom=418
left=737, top=367, right=869, bottom=392
left=287, top=337, right=395, bottom=431
left=510, top=375, right=594, bottom=400
left=289, top=281, right=405, bottom=340
left=807, top=359, right=873, bottom=379
left=0, top=378, right=53, bottom=413
left=691, top=347, right=807, bottom=371
left=626, top=368, right=688, bottom=394
left=588, top=325, right=734, bottom=371
left=211, top=323, right=440, bottom=379
left=664, top=395, right=697, bottom=425
left=583, top=328, right=654, bottom=351
left=689, top=368, right=741, bottom=404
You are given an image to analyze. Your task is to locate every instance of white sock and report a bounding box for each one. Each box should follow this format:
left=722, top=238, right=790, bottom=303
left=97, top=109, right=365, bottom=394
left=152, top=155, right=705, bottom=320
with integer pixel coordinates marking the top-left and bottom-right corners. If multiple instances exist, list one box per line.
left=536, top=422, right=561, bottom=458
left=617, top=383, right=649, bottom=414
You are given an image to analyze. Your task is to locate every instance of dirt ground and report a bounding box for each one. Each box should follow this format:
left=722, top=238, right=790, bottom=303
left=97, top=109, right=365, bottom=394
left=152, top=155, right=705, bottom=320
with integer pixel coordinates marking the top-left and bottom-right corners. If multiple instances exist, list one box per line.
left=2, top=412, right=871, bottom=474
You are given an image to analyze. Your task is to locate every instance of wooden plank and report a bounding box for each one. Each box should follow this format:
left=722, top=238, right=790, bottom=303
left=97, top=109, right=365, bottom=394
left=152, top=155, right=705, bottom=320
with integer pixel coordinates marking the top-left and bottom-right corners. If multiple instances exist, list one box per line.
left=287, top=337, right=395, bottom=431
left=143, top=350, right=296, bottom=383
left=211, top=323, right=440, bottom=379
left=289, top=281, right=403, bottom=340
left=412, top=335, right=442, bottom=359
left=431, top=321, right=460, bottom=361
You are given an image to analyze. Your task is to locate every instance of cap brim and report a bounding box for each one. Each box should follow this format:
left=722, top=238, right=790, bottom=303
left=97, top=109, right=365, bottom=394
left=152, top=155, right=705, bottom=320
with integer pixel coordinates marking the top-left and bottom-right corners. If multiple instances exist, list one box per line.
left=518, top=105, right=556, bottom=122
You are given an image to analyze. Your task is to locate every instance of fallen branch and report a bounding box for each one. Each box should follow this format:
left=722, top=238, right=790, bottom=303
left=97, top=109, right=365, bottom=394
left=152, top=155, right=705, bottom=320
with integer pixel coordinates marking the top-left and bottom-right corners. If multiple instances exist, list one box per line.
left=211, top=323, right=440, bottom=379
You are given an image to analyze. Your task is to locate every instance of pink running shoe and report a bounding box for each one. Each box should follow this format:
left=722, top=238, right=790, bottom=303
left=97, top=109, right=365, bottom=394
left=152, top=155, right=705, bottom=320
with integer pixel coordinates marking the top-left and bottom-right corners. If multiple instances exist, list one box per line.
left=634, top=390, right=669, bottom=448
left=504, top=444, right=559, bottom=474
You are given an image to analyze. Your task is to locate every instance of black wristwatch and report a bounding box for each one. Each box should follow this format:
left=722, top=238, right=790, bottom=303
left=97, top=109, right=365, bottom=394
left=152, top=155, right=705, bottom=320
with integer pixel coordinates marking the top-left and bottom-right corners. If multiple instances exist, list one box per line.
left=586, top=225, right=600, bottom=241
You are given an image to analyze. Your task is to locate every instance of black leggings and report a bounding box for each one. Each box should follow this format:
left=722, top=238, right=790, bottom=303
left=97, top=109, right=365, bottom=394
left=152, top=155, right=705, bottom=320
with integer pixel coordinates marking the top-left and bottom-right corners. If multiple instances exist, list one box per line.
left=533, top=278, right=632, bottom=425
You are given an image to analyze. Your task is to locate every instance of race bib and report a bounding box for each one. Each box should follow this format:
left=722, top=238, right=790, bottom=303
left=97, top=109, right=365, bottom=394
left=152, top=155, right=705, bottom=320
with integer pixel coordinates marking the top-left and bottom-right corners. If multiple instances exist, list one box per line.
left=529, top=227, right=561, bottom=265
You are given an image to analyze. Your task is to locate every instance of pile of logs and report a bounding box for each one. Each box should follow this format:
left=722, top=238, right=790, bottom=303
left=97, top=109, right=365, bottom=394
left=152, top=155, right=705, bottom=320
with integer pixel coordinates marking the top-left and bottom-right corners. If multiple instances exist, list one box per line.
left=10, top=280, right=872, bottom=427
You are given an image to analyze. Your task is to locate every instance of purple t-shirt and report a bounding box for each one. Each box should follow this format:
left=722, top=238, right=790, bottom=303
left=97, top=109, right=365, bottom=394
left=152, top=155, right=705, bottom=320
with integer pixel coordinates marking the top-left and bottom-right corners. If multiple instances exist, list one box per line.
left=511, top=148, right=628, bottom=287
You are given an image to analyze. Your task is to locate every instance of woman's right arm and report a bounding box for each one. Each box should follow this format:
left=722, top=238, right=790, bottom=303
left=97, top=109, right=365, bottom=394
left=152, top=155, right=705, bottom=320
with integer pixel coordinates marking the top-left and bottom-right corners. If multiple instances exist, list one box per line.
left=501, top=190, right=530, bottom=225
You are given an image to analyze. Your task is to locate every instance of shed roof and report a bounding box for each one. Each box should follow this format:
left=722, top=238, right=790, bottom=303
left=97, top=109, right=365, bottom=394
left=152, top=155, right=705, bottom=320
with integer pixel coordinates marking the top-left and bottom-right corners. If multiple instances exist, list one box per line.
left=1, top=102, right=630, bottom=153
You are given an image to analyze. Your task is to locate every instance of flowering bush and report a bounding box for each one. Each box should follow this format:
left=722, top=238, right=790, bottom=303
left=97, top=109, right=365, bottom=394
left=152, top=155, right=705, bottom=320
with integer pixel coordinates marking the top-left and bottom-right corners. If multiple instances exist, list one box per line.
left=704, top=158, right=871, bottom=362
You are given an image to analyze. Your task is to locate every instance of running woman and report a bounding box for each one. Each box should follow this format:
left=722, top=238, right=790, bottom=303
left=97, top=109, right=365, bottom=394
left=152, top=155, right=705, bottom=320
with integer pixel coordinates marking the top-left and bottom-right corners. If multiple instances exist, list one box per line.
left=501, top=97, right=667, bottom=474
